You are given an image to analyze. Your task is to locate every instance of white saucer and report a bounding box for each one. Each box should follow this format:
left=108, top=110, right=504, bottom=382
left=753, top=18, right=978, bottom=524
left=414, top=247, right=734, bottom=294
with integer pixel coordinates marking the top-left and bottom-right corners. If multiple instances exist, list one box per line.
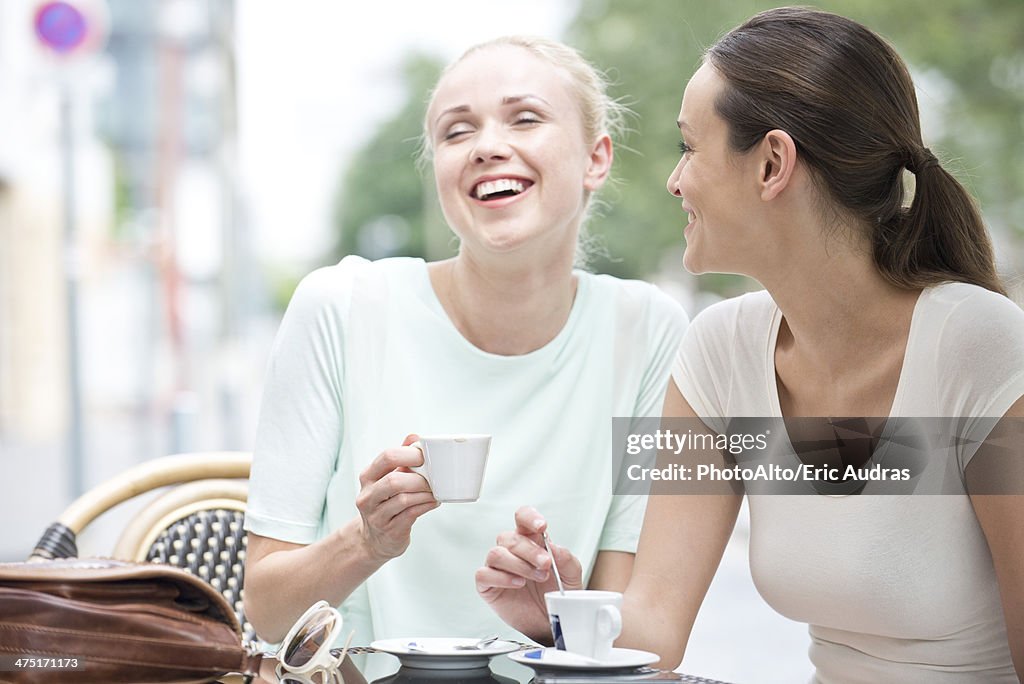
left=370, top=637, right=521, bottom=670
left=508, top=647, right=660, bottom=671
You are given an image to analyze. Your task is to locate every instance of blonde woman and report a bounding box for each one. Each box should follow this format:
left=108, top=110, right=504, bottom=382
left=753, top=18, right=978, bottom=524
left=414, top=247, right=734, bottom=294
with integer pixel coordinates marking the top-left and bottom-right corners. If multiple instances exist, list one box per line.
left=243, top=35, right=689, bottom=662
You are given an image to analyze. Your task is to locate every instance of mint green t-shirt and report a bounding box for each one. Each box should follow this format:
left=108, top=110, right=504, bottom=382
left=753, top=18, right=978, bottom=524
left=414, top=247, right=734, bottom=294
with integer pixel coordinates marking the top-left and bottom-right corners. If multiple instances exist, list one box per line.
left=246, top=256, right=688, bottom=659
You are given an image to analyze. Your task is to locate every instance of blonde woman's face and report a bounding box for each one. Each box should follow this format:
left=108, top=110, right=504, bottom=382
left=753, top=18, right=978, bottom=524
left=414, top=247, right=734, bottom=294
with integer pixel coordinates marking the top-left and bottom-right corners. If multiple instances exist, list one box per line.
left=427, top=45, right=611, bottom=259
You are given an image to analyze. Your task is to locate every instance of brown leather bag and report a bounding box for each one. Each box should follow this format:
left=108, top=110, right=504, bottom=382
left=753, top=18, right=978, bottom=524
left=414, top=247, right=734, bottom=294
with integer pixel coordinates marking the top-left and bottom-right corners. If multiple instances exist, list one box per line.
left=0, top=558, right=262, bottom=684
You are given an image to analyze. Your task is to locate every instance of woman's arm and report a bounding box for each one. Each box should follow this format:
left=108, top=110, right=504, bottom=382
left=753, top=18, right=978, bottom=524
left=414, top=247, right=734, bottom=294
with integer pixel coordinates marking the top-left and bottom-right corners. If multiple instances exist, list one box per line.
left=244, top=523, right=382, bottom=643
left=244, top=439, right=439, bottom=642
left=615, top=382, right=743, bottom=669
left=968, top=393, right=1024, bottom=679
left=588, top=550, right=635, bottom=592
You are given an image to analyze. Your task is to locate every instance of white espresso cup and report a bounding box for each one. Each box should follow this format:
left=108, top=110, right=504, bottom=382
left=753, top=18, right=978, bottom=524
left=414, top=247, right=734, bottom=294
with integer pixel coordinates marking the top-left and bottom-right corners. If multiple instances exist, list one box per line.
left=410, top=434, right=491, bottom=503
left=545, top=590, right=623, bottom=661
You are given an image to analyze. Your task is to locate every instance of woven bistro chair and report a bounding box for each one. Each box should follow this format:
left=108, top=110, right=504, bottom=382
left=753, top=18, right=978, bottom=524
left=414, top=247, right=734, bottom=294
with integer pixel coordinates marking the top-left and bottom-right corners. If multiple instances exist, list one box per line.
left=29, top=451, right=255, bottom=642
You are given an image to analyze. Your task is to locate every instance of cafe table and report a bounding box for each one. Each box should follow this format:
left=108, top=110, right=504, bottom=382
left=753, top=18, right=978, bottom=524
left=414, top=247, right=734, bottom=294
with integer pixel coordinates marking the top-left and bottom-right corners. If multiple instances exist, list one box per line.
left=218, top=645, right=734, bottom=684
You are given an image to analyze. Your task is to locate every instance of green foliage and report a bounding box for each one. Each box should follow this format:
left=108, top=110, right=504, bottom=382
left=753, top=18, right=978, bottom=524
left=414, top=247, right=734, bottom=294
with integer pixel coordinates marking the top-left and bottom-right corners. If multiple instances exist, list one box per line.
left=109, top=150, right=134, bottom=240
left=331, top=0, right=1022, bottom=295
left=332, top=55, right=453, bottom=263
left=570, top=0, right=1023, bottom=292
left=266, top=265, right=303, bottom=314
left=568, top=0, right=771, bottom=294
left=838, top=0, right=1024, bottom=240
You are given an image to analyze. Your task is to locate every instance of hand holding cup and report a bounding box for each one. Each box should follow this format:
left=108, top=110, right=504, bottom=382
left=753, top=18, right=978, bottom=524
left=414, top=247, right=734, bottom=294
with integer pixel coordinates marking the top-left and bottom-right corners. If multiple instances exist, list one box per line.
left=355, top=434, right=441, bottom=561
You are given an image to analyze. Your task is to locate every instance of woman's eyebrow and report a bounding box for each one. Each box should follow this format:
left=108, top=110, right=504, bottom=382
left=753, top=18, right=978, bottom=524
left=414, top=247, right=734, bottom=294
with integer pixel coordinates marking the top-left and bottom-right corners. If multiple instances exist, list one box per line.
left=434, top=104, right=471, bottom=128
left=501, top=94, right=552, bottom=108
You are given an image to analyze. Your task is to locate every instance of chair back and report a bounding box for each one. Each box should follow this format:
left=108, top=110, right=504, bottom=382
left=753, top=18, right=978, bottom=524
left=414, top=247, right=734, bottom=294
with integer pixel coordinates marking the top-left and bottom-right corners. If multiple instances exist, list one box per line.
left=30, top=452, right=255, bottom=642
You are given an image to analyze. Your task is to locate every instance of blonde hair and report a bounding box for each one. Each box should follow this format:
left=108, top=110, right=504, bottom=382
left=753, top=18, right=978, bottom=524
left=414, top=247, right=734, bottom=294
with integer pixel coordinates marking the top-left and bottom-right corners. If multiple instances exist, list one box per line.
left=420, top=35, right=627, bottom=164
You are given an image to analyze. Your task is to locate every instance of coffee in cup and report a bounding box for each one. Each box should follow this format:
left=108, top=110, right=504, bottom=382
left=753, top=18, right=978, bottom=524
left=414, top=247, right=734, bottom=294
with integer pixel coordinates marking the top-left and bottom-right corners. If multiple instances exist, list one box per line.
left=545, top=590, right=622, bottom=661
left=410, top=434, right=491, bottom=503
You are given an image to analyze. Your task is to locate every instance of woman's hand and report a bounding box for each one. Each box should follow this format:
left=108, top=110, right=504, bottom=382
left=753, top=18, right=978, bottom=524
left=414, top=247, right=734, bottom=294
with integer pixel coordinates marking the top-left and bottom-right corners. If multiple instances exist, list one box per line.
left=354, top=434, right=440, bottom=561
left=475, top=506, right=584, bottom=642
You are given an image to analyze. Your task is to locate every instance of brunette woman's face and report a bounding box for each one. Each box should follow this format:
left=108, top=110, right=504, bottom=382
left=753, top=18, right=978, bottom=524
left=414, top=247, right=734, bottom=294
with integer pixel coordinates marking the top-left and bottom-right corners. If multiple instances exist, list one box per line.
left=666, top=63, right=762, bottom=275
left=427, top=45, right=610, bottom=260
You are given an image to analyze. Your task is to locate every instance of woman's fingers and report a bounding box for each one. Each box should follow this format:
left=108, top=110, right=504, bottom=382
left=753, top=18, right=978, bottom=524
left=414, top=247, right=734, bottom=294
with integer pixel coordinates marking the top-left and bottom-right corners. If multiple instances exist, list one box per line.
left=513, top=506, right=547, bottom=536
left=356, top=488, right=439, bottom=560
left=358, top=470, right=433, bottom=511
left=488, top=541, right=550, bottom=582
left=475, top=565, right=528, bottom=595
left=359, top=446, right=426, bottom=487
left=547, top=542, right=583, bottom=588
left=497, top=528, right=550, bottom=569
left=390, top=498, right=441, bottom=527
left=372, top=490, right=440, bottom=523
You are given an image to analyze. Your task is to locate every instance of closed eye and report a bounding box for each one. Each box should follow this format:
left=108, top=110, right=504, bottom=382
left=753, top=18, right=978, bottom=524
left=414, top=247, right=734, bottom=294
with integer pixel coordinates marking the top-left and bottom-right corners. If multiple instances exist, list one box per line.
left=443, top=126, right=474, bottom=141
left=514, top=111, right=543, bottom=125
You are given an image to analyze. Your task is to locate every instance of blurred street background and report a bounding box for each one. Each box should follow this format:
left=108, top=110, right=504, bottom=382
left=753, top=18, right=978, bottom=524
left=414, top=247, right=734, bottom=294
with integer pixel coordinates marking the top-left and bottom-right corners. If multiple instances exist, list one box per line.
left=1, top=1, right=1021, bottom=681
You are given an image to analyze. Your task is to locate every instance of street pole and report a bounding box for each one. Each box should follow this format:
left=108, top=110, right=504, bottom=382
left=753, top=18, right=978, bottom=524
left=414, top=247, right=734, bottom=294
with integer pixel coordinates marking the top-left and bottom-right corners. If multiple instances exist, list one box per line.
left=59, top=83, right=85, bottom=498
left=34, top=0, right=108, bottom=505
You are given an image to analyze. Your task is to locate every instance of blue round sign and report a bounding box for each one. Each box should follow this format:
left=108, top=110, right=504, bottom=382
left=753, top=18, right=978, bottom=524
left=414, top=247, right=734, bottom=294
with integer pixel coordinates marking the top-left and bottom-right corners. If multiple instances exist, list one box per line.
left=34, top=1, right=88, bottom=54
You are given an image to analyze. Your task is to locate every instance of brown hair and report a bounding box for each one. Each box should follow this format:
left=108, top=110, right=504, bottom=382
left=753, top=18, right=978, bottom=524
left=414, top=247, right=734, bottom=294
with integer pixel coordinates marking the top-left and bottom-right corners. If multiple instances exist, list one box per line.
left=706, top=7, right=1005, bottom=295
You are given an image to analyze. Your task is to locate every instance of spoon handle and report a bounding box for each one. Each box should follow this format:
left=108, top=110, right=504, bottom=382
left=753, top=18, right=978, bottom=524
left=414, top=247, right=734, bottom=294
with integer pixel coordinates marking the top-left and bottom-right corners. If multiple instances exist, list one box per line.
left=542, top=531, right=566, bottom=595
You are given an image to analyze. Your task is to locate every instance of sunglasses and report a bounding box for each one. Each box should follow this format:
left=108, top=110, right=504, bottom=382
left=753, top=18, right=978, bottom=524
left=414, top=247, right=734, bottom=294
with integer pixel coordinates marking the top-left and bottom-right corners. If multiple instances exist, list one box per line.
left=275, top=600, right=354, bottom=684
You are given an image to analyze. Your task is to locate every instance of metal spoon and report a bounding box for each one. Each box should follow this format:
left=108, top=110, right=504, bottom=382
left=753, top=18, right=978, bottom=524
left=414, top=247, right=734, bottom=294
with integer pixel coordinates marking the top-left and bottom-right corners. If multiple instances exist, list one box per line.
left=542, top=531, right=565, bottom=595
left=453, top=634, right=502, bottom=650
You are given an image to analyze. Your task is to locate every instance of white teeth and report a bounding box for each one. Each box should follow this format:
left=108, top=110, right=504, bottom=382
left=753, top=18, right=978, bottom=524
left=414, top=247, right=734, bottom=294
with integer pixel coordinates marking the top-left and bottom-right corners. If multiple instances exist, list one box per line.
left=474, top=178, right=526, bottom=200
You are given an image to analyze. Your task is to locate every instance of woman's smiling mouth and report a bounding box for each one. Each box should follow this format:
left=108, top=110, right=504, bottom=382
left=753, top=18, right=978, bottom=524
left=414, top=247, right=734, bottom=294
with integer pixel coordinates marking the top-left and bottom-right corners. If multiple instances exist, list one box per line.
left=682, top=203, right=696, bottom=226
left=472, top=177, right=534, bottom=202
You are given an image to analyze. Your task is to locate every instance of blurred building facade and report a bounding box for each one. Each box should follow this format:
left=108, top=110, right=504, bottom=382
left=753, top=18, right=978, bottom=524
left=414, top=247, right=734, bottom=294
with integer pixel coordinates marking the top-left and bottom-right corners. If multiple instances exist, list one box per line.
left=0, top=0, right=108, bottom=443
left=93, top=0, right=252, bottom=457
left=0, top=0, right=264, bottom=561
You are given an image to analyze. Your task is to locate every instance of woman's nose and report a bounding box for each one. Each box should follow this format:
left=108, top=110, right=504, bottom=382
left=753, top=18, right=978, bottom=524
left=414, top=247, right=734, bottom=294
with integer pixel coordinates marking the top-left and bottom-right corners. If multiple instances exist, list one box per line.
left=471, top=125, right=512, bottom=163
left=666, top=161, right=684, bottom=196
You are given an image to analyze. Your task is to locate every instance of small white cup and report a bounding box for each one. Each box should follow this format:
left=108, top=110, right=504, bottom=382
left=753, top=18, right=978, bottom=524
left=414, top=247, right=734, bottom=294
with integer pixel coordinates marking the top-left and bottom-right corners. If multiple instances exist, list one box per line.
left=545, top=590, right=622, bottom=661
left=410, top=434, right=491, bottom=503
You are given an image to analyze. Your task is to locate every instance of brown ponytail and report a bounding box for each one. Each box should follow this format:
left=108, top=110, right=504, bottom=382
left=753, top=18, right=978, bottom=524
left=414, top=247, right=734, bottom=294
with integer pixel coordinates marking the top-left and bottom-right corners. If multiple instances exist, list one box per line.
left=707, top=7, right=1006, bottom=296
left=875, top=148, right=1005, bottom=295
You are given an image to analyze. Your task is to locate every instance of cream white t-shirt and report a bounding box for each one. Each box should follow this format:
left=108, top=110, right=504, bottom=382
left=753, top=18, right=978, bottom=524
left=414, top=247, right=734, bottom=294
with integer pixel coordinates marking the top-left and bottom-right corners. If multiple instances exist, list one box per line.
left=672, top=282, right=1024, bottom=683
left=246, top=256, right=688, bottom=658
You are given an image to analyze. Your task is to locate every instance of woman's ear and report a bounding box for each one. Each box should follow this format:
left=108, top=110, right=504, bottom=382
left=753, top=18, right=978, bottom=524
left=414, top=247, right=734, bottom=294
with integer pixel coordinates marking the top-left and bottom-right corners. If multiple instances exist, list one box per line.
left=759, top=129, right=798, bottom=201
left=583, top=134, right=613, bottom=192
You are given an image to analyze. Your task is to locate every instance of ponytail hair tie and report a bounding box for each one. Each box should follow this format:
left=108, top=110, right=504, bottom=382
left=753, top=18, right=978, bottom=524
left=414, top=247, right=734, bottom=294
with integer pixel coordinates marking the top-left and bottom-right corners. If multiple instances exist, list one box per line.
left=906, top=146, right=939, bottom=175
